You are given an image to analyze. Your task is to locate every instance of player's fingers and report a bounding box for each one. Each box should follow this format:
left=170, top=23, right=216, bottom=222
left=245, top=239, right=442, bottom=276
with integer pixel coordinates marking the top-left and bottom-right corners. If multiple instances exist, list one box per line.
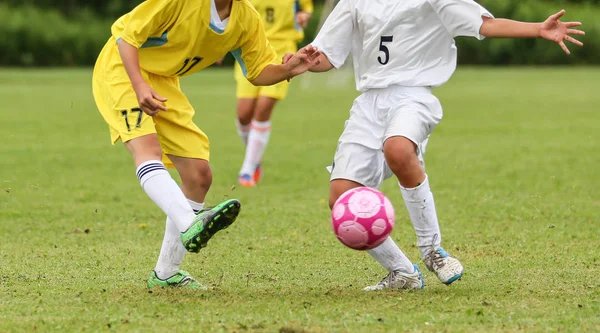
left=558, top=41, right=570, bottom=55
left=152, top=91, right=168, bottom=103
left=145, top=98, right=166, bottom=112
left=565, top=22, right=582, bottom=28
left=303, top=45, right=316, bottom=55
left=294, top=52, right=308, bottom=62
left=566, top=28, right=584, bottom=35
left=140, top=104, right=157, bottom=116
left=282, top=52, right=294, bottom=64
left=549, top=9, right=565, bottom=21
left=309, top=51, right=323, bottom=62
left=565, top=36, right=583, bottom=47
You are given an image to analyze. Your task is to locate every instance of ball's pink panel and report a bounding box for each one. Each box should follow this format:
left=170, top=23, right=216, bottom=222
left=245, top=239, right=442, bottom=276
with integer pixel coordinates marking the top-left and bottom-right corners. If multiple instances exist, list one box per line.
left=336, top=221, right=369, bottom=249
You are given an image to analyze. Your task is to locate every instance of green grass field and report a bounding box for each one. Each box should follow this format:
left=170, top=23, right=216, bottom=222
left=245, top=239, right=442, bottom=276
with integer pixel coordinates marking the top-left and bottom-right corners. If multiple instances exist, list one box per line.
left=1, top=67, right=599, bottom=332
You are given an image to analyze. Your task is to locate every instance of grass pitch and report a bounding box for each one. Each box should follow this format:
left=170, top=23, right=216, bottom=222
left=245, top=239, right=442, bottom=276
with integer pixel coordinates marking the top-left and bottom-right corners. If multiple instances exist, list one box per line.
left=1, top=67, right=599, bottom=332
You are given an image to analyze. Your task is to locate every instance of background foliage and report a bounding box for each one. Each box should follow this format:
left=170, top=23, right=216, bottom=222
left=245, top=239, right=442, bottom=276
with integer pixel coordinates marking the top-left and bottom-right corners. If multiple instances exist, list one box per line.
left=0, top=0, right=597, bottom=66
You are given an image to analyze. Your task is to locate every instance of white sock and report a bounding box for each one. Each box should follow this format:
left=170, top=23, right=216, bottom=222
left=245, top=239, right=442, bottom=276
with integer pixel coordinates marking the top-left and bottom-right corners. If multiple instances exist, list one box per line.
left=400, top=175, right=441, bottom=258
left=239, top=120, right=271, bottom=176
left=136, top=160, right=196, bottom=232
left=236, top=118, right=250, bottom=146
left=366, top=237, right=415, bottom=273
left=155, top=200, right=204, bottom=280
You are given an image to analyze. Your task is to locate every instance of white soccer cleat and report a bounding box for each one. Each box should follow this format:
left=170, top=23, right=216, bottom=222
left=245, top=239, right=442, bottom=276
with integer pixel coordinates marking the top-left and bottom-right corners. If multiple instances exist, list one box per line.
left=423, top=247, right=463, bottom=285
left=364, top=264, right=424, bottom=291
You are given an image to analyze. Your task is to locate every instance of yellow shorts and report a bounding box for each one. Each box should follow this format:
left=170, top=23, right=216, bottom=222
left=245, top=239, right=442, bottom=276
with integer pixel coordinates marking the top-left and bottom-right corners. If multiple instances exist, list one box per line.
left=234, top=40, right=297, bottom=100
left=92, top=40, right=210, bottom=168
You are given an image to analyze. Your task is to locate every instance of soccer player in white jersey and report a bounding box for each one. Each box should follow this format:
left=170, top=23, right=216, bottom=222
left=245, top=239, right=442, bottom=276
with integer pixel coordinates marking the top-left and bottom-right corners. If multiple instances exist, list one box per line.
left=290, top=0, right=584, bottom=290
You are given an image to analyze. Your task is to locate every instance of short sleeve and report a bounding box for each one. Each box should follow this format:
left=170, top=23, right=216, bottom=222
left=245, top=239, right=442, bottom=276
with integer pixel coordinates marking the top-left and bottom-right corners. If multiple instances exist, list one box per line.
left=429, top=0, right=494, bottom=40
left=311, top=0, right=353, bottom=68
left=298, top=0, right=314, bottom=14
left=118, top=0, right=183, bottom=48
left=232, top=17, right=278, bottom=81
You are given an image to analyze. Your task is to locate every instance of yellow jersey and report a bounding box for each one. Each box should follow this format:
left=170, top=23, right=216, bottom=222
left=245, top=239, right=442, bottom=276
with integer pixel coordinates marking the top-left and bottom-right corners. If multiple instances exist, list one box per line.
left=249, top=0, right=314, bottom=43
left=111, top=0, right=277, bottom=81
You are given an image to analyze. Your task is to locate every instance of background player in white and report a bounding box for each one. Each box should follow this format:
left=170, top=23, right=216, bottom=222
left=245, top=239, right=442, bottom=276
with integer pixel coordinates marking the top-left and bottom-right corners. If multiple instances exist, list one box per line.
left=287, top=0, right=584, bottom=290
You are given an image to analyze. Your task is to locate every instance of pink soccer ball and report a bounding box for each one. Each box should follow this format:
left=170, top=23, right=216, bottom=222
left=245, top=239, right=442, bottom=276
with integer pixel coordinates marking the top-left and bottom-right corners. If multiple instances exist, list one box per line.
left=331, top=187, right=395, bottom=250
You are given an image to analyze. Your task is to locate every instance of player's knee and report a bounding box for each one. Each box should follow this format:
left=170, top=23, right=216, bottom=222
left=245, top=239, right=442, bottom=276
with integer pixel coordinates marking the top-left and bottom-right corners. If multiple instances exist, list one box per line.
left=384, top=137, right=418, bottom=173
left=183, top=161, right=213, bottom=193
left=237, top=99, right=255, bottom=125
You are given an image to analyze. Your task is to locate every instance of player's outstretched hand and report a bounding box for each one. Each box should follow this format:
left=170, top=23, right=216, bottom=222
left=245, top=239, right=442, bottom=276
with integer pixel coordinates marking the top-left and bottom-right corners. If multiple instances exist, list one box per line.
left=284, top=45, right=322, bottom=79
left=134, top=82, right=168, bottom=116
left=540, top=10, right=584, bottom=55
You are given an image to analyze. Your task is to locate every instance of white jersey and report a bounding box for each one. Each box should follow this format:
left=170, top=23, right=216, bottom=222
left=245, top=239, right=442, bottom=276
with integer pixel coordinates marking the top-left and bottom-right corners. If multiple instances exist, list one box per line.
left=312, top=0, right=493, bottom=91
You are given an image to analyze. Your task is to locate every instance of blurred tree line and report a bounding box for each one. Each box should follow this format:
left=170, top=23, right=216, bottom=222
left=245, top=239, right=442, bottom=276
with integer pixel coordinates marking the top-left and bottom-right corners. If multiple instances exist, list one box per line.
left=0, top=0, right=598, bottom=66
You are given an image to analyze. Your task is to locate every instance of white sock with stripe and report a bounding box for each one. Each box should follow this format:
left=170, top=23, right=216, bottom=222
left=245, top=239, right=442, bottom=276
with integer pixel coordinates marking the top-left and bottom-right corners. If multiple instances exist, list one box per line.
left=239, top=120, right=271, bottom=176
left=136, top=160, right=196, bottom=233
left=366, top=237, right=415, bottom=273
left=155, top=200, right=204, bottom=280
left=236, top=118, right=250, bottom=146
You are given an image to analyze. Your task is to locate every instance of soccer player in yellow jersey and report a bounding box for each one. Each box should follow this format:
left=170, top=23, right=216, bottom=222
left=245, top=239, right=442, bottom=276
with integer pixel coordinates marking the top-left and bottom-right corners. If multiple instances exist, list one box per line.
left=92, top=0, right=321, bottom=289
left=234, top=0, right=314, bottom=187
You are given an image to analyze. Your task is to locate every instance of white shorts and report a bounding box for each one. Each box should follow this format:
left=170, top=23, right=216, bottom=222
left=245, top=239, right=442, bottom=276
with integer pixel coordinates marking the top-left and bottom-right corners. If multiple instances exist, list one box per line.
left=329, top=86, right=443, bottom=188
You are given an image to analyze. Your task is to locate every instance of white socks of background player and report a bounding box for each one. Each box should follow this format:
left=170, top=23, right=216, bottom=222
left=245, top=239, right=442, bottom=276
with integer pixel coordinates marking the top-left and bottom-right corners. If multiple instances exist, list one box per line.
left=136, top=160, right=196, bottom=232
left=235, top=118, right=250, bottom=146
left=239, top=120, right=271, bottom=176
left=155, top=200, right=205, bottom=280
left=400, top=175, right=442, bottom=258
left=367, top=237, right=415, bottom=273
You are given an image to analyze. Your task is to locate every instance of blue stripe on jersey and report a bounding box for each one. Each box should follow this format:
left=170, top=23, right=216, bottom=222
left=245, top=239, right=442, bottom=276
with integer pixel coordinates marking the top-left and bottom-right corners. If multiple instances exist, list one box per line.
left=141, top=31, right=169, bottom=49
left=230, top=48, right=247, bottom=77
left=209, top=22, right=225, bottom=34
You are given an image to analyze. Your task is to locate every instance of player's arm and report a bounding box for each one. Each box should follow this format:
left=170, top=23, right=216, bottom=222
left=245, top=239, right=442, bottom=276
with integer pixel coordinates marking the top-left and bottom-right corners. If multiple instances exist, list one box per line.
left=116, top=0, right=181, bottom=115
left=118, top=40, right=167, bottom=115
left=235, top=13, right=321, bottom=86
left=479, top=10, right=584, bottom=54
left=251, top=45, right=322, bottom=86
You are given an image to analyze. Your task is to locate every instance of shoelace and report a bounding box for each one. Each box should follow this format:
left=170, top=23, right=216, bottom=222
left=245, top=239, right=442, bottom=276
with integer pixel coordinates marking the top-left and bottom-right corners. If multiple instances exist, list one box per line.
left=429, top=250, right=447, bottom=269
left=374, top=272, right=393, bottom=287
left=379, top=270, right=405, bottom=287
left=428, top=234, right=446, bottom=269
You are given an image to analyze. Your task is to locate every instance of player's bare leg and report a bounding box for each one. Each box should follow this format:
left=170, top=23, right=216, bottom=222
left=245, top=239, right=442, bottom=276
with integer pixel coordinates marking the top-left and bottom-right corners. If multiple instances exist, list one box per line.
left=329, top=179, right=422, bottom=290
left=383, top=136, right=463, bottom=285
left=238, top=96, right=277, bottom=186
left=150, top=155, right=211, bottom=286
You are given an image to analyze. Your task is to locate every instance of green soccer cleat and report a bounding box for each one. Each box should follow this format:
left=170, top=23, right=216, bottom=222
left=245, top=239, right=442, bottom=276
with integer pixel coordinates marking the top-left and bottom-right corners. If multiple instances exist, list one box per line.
left=181, top=199, right=241, bottom=253
left=147, top=270, right=207, bottom=290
